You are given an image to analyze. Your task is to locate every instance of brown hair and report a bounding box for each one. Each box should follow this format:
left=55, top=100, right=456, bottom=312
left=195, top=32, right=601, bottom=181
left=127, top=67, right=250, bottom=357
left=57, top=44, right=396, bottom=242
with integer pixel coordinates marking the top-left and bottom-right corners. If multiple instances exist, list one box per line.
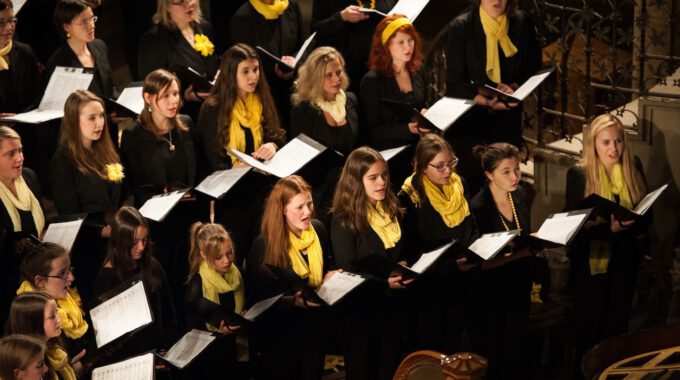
left=368, top=14, right=423, bottom=77
left=17, top=240, right=69, bottom=287
left=53, top=0, right=90, bottom=39
left=58, top=90, right=121, bottom=179
left=187, top=222, right=234, bottom=283
left=0, top=0, right=13, bottom=11
left=472, top=142, right=520, bottom=174
left=140, top=69, right=188, bottom=140
left=292, top=46, right=350, bottom=106
left=412, top=134, right=456, bottom=196
left=0, top=334, right=46, bottom=380
left=331, top=147, right=403, bottom=232
left=152, top=0, right=202, bottom=29
left=259, top=176, right=312, bottom=269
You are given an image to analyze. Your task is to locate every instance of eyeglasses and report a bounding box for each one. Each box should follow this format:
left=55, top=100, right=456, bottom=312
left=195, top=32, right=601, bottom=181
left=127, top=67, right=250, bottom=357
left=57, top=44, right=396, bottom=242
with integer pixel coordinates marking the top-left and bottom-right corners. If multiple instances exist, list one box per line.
left=44, top=267, right=74, bottom=281
left=0, top=17, right=18, bottom=28
left=428, top=156, right=459, bottom=172
left=73, top=15, right=97, bottom=28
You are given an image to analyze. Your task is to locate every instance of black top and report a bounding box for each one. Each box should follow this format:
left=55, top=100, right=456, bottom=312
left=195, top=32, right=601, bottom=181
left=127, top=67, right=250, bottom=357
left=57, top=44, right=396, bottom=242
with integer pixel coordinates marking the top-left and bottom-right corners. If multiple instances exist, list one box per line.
left=0, top=41, right=41, bottom=113
left=470, top=183, right=531, bottom=235
left=289, top=91, right=360, bottom=155
left=360, top=68, right=425, bottom=150
left=48, top=147, right=122, bottom=215
left=0, top=168, right=41, bottom=237
left=137, top=21, right=219, bottom=83
left=119, top=116, right=196, bottom=207
left=44, top=39, right=115, bottom=100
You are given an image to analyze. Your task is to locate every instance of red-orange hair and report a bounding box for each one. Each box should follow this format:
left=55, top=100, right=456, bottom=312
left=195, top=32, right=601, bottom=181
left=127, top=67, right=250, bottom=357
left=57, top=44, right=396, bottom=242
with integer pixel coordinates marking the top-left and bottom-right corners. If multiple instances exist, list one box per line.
left=368, top=14, right=423, bottom=77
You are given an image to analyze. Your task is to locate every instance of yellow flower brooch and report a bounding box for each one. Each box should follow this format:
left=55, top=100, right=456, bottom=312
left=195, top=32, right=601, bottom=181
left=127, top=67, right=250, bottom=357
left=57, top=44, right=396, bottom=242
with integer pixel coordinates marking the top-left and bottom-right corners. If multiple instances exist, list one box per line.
left=194, top=34, right=215, bottom=57
left=105, top=163, right=125, bottom=183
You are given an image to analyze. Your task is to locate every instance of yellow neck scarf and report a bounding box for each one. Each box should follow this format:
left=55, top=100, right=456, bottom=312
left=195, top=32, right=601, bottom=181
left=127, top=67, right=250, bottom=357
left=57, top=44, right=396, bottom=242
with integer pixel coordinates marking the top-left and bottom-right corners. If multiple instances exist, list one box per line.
left=598, top=162, right=633, bottom=209
left=17, top=281, right=89, bottom=339
left=367, top=201, right=401, bottom=249
left=199, top=260, right=244, bottom=324
left=401, top=173, right=470, bottom=227
left=479, top=6, right=517, bottom=84
left=315, top=89, right=347, bottom=124
left=47, top=347, right=76, bottom=380
left=249, top=0, right=289, bottom=20
left=227, top=93, right=264, bottom=165
left=0, top=175, right=45, bottom=234
left=0, top=40, right=11, bottom=71
left=288, top=225, right=324, bottom=288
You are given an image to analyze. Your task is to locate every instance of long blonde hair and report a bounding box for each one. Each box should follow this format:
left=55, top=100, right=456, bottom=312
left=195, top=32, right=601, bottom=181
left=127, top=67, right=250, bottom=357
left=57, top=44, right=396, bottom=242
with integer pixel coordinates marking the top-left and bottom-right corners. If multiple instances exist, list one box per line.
left=152, top=0, right=202, bottom=29
left=187, top=222, right=234, bottom=283
left=292, top=46, right=350, bottom=106
left=580, top=114, right=645, bottom=204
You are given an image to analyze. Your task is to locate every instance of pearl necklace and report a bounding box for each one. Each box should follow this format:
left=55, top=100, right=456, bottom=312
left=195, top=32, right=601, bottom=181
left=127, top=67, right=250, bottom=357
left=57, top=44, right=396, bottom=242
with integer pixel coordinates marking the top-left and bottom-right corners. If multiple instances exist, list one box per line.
left=162, top=130, right=175, bottom=152
left=498, top=192, right=520, bottom=231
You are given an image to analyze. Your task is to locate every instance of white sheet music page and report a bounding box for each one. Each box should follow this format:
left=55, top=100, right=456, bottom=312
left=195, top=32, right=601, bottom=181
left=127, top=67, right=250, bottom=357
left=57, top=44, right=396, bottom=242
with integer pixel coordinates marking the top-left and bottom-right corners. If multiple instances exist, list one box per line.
left=633, top=184, right=668, bottom=215
left=229, top=136, right=324, bottom=178
left=163, top=330, right=215, bottom=369
left=468, top=231, right=516, bottom=260
left=410, top=241, right=454, bottom=274
left=92, top=352, right=154, bottom=380
left=316, top=272, right=366, bottom=306
left=512, top=69, right=554, bottom=101
left=423, top=97, right=475, bottom=131
left=388, top=0, right=429, bottom=20
left=358, top=7, right=387, bottom=16
left=138, top=190, right=186, bottom=222
left=535, top=212, right=588, bottom=245
left=42, top=219, right=84, bottom=252
left=243, top=294, right=283, bottom=321
left=195, top=167, right=251, bottom=198
left=294, top=32, right=317, bottom=65
left=90, top=281, right=153, bottom=348
left=379, top=145, right=409, bottom=161
left=114, top=86, right=144, bottom=115
left=13, top=0, right=28, bottom=14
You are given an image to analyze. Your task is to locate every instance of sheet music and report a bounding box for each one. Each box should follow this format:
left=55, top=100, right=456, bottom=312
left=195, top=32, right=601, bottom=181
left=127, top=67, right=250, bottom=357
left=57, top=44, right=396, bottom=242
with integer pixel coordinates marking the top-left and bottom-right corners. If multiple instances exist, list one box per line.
left=389, top=0, right=429, bottom=21
left=229, top=136, right=324, bottom=178
left=113, top=86, right=144, bottom=115
left=633, top=184, right=668, bottom=215
left=468, top=231, right=517, bottom=260
left=13, top=0, right=27, bottom=14
left=163, top=330, right=215, bottom=369
left=410, top=241, right=453, bottom=274
left=1, top=109, right=64, bottom=124
left=358, top=7, right=387, bottom=16
left=422, top=97, right=475, bottom=131
left=511, top=69, right=554, bottom=101
left=138, top=190, right=186, bottom=222
left=90, top=281, right=153, bottom=348
left=92, top=353, right=154, bottom=380
left=42, top=219, right=84, bottom=252
left=536, top=213, right=588, bottom=245
left=315, top=272, right=365, bottom=306
left=195, top=167, right=251, bottom=198
left=379, top=145, right=409, bottom=161
left=243, top=294, right=283, bottom=321
left=293, top=32, right=316, bottom=65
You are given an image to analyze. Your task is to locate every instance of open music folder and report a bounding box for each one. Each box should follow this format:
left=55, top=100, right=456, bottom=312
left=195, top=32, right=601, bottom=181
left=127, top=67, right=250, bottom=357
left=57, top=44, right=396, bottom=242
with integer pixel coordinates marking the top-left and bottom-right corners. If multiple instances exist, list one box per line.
left=1, top=66, right=94, bottom=124
left=89, top=279, right=153, bottom=349
left=199, top=293, right=283, bottom=327
left=138, top=189, right=189, bottom=222
left=161, top=329, right=216, bottom=369
left=379, top=145, right=409, bottom=161
left=514, top=208, right=592, bottom=250
left=256, top=32, right=317, bottom=72
left=195, top=167, right=251, bottom=199
left=42, top=216, right=85, bottom=252
left=106, top=83, right=144, bottom=117
left=172, top=65, right=214, bottom=92
left=92, top=352, right=154, bottom=380
left=466, top=230, right=520, bottom=261
left=228, top=134, right=327, bottom=178
left=480, top=68, right=554, bottom=103
left=315, top=272, right=366, bottom=306
left=582, top=183, right=668, bottom=222
left=389, top=0, right=430, bottom=21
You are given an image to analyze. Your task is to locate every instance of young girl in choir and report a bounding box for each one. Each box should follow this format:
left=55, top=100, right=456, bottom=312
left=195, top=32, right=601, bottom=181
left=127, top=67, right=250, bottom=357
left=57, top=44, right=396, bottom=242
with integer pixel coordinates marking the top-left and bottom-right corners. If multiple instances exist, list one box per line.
left=469, top=142, right=534, bottom=379
left=0, top=334, right=48, bottom=380
left=398, top=134, right=478, bottom=353
left=565, top=114, right=651, bottom=361
left=6, top=292, right=84, bottom=379
left=92, top=206, right=177, bottom=360
left=247, top=175, right=335, bottom=380
left=330, top=147, right=409, bottom=380
left=185, top=222, right=247, bottom=379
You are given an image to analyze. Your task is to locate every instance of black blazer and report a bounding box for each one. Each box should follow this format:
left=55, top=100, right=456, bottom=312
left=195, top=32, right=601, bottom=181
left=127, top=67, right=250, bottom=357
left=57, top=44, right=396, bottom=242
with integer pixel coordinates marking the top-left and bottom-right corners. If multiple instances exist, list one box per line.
left=360, top=68, right=425, bottom=150
left=44, top=39, right=115, bottom=99
left=0, top=168, right=42, bottom=237
left=48, top=147, right=122, bottom=215
left=470, top=183, right=531, bottom=235
left=120, top=116, right=197, bottom=206
left=0, top=41, right=41, bottom=113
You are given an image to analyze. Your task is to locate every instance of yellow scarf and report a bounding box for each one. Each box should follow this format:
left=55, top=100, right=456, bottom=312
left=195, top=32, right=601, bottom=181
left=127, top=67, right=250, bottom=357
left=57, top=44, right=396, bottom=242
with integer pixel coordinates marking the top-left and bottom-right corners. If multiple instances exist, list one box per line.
left=367, top=201, right=401, bottom=249
left=0, top=175, right=45, bottom=234
left=227, top=93, right=263, bottom=165
left=249, top=0, right=289, bottom=20
left=0, top=40, right=11, bottom=71
left=479, top=6, right=518, bottom=84
left=315, top=90, right=347, bottom=124
left=47, top=347, right=76, bottom=380
left=17, top=281, right=89, bottom=339
left=401, top=173, right=470, bottom=228
left=288, top=225, right=324, bottom=288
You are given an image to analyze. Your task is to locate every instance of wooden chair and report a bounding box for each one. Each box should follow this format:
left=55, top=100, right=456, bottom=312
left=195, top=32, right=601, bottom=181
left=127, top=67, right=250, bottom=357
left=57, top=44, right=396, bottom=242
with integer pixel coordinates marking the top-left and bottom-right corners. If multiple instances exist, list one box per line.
left=392, top=350, right=488, bottom=380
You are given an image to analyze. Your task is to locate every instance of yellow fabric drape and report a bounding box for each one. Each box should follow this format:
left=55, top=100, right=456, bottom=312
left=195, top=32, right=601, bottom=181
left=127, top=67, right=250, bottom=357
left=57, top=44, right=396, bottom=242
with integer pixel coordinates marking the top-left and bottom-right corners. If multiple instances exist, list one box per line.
left=479, top=6, right=518, bottom=84
left=401, top=173, right=470, bottom=227
left=17, top=281, right=89, bottom=339
left=0, top=40, right=12, bottom=71
left=249, top=0, right=289, bottom=20
left=227, top=93, right=264, bottom=164
left=367, top=201, right=401, bottom=249
left=47, top=347, right=76, bottom=380
left=0, top=175, right=45, bottom=234
left=288, top=225, right=324, bottom=288
left=315, top=90, right=347, bottom=124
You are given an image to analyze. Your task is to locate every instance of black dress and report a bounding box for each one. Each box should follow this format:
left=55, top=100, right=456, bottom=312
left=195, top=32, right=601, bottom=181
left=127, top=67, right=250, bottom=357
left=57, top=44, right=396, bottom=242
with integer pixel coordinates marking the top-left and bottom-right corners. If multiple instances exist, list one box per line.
left=311, top=0, right=396, bottom=93
left=565, top=159, right=651, bottom=360
left=469, top=183, right=533, bottom=380
left=247, top=219, right=331, bottom=380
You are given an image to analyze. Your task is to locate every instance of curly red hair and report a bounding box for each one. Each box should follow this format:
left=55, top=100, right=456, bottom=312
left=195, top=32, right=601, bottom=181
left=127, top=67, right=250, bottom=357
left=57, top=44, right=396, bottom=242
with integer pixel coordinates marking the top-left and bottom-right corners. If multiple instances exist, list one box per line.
left=368, top=14, right=423, bottom=77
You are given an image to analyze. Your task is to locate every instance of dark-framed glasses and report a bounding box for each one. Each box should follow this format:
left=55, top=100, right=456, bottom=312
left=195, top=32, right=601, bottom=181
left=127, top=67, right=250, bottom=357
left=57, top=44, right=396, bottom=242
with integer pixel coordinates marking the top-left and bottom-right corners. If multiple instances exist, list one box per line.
left=44, top=267, right=74, bottom=281
left=0, top=17, right=18, bottom=28
left=428, top=156, right=459, bottom=172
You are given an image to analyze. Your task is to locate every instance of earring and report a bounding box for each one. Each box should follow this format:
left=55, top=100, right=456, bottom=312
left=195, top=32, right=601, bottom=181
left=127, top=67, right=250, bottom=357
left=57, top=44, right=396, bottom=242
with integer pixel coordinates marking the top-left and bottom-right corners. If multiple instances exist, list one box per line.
left=147, top=104, right=152, bottom=113
left=66, top=32, right=71, bottom=38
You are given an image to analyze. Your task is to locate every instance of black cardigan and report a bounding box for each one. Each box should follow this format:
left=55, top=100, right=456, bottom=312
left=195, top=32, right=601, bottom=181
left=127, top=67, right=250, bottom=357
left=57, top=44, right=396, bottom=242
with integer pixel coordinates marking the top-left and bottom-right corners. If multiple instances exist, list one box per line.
left=470, top=183, right=531, bottom=235
left=0, top=41, right=41, bottom=113
left=44, top=39, right=115, bottom=99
